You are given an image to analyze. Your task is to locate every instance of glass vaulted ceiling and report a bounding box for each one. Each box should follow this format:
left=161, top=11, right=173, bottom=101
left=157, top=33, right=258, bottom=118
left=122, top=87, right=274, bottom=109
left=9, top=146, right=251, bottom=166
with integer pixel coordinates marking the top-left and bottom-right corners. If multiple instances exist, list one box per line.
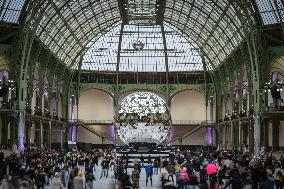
left=0, top=0, right=26, bottom=23
left=256, top=0, right=284, bottom=25
left=81, top=23, right=203, bottom=72
left=35, top=0, right=121, bottom=67
left=33, top=0, right=257, bottom=70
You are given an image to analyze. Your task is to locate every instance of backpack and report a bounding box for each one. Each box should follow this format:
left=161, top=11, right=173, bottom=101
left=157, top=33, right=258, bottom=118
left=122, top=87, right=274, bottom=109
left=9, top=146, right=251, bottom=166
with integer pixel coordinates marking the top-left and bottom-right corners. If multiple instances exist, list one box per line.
left=181, top=171, right=190, bottom=183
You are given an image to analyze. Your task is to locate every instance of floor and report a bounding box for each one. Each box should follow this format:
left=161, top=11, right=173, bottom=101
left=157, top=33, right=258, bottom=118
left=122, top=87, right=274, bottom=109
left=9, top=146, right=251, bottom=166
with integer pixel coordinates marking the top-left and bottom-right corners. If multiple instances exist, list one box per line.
left=46, top=163, right=166, bottom=189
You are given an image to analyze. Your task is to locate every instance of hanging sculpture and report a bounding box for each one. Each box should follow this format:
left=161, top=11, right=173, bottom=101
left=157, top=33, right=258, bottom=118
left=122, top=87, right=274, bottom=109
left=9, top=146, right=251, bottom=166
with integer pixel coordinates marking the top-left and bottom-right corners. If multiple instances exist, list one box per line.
left=115, top=91, right=171, bottom=145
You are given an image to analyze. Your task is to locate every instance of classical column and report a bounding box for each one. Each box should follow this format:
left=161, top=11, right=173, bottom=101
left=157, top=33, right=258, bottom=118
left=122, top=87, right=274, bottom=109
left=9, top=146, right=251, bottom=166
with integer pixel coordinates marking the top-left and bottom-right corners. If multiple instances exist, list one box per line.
left=263, top=119, right=269, bottom=152
left=48, top=121, right=52, bottom=148
left=18, top=111, right=25, bottom=151
left=230, top=121, right=234, bottom=150
left=208, top=97, right=214, bottom=146
left=224, top=123, right=228, bottom=150
left=40, top=120, right=43, bottom=149
left=70, top=125, right=77, bottom=142
left=0, top=118, right=2, bottom=146
left=249, top=120, right=254, bottom=154
left=1, top=117, right=8, bottom=147
left=30, top=121, right=36, bottom=145
left=60, top=130, right=63, bottom=150
left=272, top=119, right=280, bottom=151
left=253, top=113, right=261, bottom=157
left=238, top=120, right=242, bottom=151
left=217, top=124, right=222, bottom=149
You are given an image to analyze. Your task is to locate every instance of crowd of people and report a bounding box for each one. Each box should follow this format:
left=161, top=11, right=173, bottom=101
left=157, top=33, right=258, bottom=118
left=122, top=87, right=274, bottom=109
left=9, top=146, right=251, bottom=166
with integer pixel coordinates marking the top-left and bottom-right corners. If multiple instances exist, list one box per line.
left=0, top=148, right=107, bottom=189
left=0, top=146, right=283, bottom=189
left=157, top=148, right=284, bottom=189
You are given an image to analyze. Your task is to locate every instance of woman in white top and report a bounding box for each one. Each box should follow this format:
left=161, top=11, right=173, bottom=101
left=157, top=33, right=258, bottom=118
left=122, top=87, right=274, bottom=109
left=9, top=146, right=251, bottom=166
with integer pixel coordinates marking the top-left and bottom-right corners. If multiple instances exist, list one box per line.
left=51, top=172, right=64, bottom=189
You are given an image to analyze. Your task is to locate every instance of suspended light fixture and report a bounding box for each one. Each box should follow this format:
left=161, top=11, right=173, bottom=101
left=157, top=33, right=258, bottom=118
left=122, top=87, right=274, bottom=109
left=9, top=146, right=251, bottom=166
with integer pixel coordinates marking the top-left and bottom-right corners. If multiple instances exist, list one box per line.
left=115, top=92, right=171, bottom=145
left=132, top=39, right=145, bottom=51
left=132, top=24, right=145, bottom=51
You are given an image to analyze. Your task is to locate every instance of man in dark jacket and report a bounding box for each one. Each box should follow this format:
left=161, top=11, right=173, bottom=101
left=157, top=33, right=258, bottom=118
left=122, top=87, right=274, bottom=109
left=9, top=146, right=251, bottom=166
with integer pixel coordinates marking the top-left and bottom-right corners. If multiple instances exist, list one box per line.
left=0, top=159, right=7, bottom=180
left=100, top=157, right=109, bottom=178
left=231, top=172, right=242, bottom=189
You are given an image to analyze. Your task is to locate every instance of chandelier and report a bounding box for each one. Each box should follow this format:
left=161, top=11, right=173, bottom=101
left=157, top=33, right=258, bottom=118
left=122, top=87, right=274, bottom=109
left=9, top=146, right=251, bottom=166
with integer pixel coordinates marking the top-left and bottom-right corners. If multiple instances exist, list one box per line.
left=115, top=92, right=171, bottom=145
left=132, top=39, right=145, bottom=51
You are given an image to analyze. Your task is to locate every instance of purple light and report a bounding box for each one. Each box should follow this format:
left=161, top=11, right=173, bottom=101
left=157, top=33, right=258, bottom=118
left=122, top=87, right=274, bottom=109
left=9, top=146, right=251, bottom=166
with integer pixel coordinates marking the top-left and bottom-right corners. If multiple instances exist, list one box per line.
left=18, top=112, right=25, bottom=152
left=112, top=125, right=116, bottom=139
left=167, top=127, right=173, bottom=143
left=70, top=126, right=77, bottom=142
left=207, top=127, right=213, bottom=146
left=3, top=70, right=8, bottom=80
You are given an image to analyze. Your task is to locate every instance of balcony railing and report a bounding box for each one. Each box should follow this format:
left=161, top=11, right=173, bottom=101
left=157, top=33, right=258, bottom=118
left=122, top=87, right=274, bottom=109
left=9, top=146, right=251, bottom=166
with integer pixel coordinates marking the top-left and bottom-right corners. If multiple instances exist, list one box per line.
left=69, top=119, right=210, bottom=125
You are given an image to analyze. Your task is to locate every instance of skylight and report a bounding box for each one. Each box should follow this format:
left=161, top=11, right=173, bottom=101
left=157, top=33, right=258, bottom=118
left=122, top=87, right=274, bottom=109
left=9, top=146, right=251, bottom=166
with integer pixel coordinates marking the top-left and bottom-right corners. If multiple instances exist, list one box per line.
left=256, top=0, right=284, bottom=25
left=127, top=0, right=157, bottom=24
left=0, top=0, right=26, bottom=23
left=82, top=22, right=203, bottom=72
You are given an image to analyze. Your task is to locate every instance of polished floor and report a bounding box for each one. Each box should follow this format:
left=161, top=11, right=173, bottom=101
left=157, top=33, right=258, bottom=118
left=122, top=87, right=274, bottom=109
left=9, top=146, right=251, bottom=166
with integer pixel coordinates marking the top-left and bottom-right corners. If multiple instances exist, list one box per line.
left=46, top=162, right=167, bottom=189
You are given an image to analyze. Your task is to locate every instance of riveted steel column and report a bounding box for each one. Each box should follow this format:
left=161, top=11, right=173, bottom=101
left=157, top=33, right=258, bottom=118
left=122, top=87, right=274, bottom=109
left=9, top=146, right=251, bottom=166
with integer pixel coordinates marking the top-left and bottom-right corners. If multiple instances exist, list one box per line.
left=263, top=119, right=269, bottom=152
left=115, top=23, right=125, bottom=107
left=17, top=1, right=46, bottom=152
left=161, top=23, right=170, bottom=105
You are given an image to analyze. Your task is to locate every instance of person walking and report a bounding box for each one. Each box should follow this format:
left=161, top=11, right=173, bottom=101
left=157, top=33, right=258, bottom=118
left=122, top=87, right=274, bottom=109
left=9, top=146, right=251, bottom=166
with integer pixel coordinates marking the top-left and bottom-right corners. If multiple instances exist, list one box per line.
left=60, top=165, right=69, bottom=188
left=166, top=162, right=175, bottom=184
left=145, top=161, right=154, bottom=186
left=73, top=171, right=84, bottom=189
left=35, top=170, right=46, bottom=189
left=51, top=172, right=64, bottom=189
left=154, top=158, right=159, bottom=175
left=100, top=157, right=109, bottom=178
left=131, top=165, right=140, bottom=189
left=85, top=164, right=95, bottom=189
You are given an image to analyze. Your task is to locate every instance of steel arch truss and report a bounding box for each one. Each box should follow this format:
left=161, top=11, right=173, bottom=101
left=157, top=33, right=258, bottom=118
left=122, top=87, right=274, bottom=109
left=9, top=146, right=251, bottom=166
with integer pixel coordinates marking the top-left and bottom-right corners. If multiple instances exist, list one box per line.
left=19, top=0, right=257, bottom=70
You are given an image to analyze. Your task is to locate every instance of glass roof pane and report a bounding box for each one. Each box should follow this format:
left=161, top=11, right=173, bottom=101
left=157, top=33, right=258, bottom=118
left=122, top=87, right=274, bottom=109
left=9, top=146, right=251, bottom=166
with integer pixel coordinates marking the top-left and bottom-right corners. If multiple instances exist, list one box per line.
left=36, top=0, right=121, bottom=67
left=29, top=0, right=254, bottom=69
left=0, top=0, right=25, bottom=23
left=256, top=0, right=284, bottom=25
left=127, top=0, right=158, bottom=24
left=82, top=22, right=203, bottom=72
left=119, top=24, right=166, bottom=72
left=164, top=23, right=203, bottom=72
left=81, top=23, right=121, bottom=71
left=163, top=0, right=248, bottom=68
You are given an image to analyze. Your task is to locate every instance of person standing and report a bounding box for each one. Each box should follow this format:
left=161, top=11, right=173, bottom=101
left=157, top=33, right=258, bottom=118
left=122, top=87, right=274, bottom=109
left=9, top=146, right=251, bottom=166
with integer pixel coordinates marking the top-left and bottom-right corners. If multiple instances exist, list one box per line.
left=140, top=154, right=144, bottom=167
left=276, top=170, right=284, bottom=189
left=35, top=169, right=46, bottom=189
left=131, top=165, right=140, bottom=189
left=100, top=157, right=109, bottom=178
left=51, top=172, right=64, bottom=189
left=60, top=165, right=69, bottom=188
left=85, top=163, right=95, bottom=189
left=145, top=161, right=154, bottom=186
left=154, top=158, right=159, bottom=175
left=73, top=171, right=84, bottom=189
left=166, top=162, right=175, bottom=184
